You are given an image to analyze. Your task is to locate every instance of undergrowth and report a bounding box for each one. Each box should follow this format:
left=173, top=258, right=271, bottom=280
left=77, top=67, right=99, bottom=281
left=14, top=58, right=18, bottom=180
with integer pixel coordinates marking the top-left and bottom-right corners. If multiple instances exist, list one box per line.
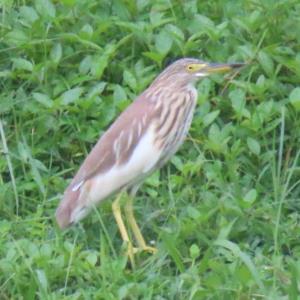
left=0, top=0, right=300, bottom=299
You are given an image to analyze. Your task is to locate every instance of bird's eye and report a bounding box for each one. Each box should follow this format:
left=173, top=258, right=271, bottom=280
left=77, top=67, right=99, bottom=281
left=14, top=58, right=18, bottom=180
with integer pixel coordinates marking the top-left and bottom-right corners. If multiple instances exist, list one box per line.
left=186, top=65, right=194, bottom=72
left=186, top=63, right=207, bottom=73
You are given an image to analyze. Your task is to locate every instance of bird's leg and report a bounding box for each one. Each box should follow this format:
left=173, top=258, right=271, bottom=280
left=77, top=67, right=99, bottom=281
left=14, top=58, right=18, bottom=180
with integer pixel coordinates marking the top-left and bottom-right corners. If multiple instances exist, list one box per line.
left=112, top=193, right=136, bottom=266
left=124, top=195, right=157, bottom=253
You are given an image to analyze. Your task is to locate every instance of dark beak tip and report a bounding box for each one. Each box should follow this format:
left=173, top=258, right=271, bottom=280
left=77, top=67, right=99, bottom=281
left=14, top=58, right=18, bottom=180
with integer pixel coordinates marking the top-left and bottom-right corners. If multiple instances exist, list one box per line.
left=230, top=62, right=246, bottom=69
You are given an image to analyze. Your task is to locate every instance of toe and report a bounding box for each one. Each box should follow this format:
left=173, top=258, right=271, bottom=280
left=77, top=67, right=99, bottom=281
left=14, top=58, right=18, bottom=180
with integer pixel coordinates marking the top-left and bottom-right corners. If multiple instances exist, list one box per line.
left=143, top=246, right=157, bottom=253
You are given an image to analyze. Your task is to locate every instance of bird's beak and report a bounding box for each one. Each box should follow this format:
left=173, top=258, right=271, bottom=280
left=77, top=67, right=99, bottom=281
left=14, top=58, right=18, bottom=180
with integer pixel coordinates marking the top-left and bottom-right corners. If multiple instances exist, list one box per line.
left=204, top=62, right=245, bottom=74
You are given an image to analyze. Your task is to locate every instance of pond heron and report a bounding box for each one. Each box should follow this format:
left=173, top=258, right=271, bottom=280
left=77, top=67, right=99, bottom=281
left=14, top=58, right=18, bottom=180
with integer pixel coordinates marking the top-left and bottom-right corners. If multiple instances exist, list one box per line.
left=56, top=58, right=244, bottom=265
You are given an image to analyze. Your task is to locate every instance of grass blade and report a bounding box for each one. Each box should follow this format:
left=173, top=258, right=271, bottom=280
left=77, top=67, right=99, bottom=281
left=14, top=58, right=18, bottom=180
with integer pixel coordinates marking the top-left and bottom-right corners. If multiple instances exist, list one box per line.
left=0, top=119, right=19, bottom=215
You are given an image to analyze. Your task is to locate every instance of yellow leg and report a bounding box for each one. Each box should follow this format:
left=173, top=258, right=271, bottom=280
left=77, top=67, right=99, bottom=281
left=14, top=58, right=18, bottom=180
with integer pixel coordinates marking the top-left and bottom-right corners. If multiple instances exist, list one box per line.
left=112, top=193, right=136, bottom=266
left=124, top=196, right=157, bottom=253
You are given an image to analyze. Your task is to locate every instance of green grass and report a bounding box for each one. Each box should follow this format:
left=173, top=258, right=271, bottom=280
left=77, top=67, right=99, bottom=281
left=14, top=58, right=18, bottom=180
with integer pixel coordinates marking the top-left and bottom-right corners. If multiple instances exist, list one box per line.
left=1, top=0, right=300, bottom=299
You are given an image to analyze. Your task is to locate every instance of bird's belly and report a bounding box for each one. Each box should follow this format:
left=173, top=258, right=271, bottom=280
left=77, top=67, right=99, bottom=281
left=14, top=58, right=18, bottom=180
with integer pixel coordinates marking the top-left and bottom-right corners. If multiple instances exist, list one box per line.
left=86, top=125, right=161, bottom=203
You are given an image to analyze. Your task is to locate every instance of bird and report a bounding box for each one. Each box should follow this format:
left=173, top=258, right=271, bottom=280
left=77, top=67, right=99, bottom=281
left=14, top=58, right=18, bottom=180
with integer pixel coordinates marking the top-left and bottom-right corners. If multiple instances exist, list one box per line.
left=56, top=58, right=244, bottom=265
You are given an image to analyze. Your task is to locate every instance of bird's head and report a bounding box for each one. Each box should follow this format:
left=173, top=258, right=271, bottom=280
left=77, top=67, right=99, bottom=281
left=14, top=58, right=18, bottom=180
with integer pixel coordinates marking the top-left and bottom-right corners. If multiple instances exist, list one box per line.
left=153, top=58, right=244, bottom=87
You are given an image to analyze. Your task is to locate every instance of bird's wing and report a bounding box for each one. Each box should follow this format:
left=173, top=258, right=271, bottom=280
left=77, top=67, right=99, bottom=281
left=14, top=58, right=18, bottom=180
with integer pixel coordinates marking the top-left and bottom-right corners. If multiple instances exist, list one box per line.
left=56, top=94, right=161, bottom=228
left=69, top=97, right=158, bottom=190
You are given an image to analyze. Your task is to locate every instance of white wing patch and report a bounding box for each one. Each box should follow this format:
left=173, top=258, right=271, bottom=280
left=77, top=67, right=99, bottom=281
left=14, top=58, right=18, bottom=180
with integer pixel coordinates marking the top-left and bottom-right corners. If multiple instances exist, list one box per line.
left=126, top=130, right=133, bottom=151
left=72, top=180, right=84, bottom=192
left=137, top=121, right=142, bottom=137
left=113, top=130, right=125, bottom=162
left=83, top=125, right=161, bottom=205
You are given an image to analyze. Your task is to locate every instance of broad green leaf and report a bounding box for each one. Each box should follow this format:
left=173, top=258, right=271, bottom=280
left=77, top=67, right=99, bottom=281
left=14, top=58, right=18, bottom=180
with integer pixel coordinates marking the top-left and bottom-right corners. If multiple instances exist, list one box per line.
left=79, top=55, right=93, bottom=74
left=256, top=74, right=266, bottom=90
left=123, top=70, right=137, bottom=91
left=207, top=123, right=223, bottom=153
left=91, top=44, right=116, bottom=78
left=36, top=269, right=48, bottom=292
left=203, top=110, right=220, bottom=127
left=190, top=244, right=200, bottom=260
left=32, top=159, right=48, bottom=172
left=12, top=58, right=33, bottom=71
left=87, top=82, right=107, bottom=99
left=80, top=24, right=93, bottom=39
left=150, top=11, right=163, bottom=25
left=230, top=89, right=245, bottom=113
left=33, top=92, right=53, bottom=108
left=35, top=0, right=56, bottom=18
left=5, top=30, right=28, bottom=46
left=50, top=43, right=62, bottom=64
left=258, top=50, right=274, bottom=75
left=155, top=30, right=173, bottom=55
left=113, top=85, right=127, bottom=104
left=186, top=206, right=201, bottom=220
left=142, top=51, right=163, bottom=64
left=40, top=244, right=52, bottom=257
left=19, top=6, right=39, bottom=23
left=244, top=189, right=257, bottom=203
left=18, top=141, right=29, bottom=162
left=289, top=87, right=300, bottom=111
left=171, top=155, right=184, bottom=171
left=86, top=252, right=98, bottom=266
left=229, top=89, right=249, bottom=118
left=247, top=137, right=261, bottom=155
left=165, top=24, right=185, bottom=41
left=112, top=0, right=131, bottom=20
left=208, top=123, right=221, bottom=142
left=145, top=171, right=160, bottom=187
left=61, top=87, right=83, bottom=105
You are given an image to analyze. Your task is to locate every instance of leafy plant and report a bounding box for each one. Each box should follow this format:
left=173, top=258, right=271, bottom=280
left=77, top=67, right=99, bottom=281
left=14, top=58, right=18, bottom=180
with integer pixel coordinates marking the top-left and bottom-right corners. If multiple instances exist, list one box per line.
left=0, top=0, right=299, bottom=299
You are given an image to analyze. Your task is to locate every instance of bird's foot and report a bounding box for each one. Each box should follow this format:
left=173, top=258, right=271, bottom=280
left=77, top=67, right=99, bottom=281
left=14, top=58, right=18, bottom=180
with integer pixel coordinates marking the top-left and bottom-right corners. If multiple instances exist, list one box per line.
left=138, top=245, right=157, bottom=254
left=124, top=243, right=157, bottom=267
left=127, top=244, right=157, bottom=255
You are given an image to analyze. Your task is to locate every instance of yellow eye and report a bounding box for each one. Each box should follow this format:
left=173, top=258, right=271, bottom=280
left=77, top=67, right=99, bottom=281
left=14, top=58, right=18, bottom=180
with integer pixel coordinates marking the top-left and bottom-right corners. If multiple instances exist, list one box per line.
left=186, top=65, right=194, bottom=72
left=186, top=63, right=206, bottom=72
